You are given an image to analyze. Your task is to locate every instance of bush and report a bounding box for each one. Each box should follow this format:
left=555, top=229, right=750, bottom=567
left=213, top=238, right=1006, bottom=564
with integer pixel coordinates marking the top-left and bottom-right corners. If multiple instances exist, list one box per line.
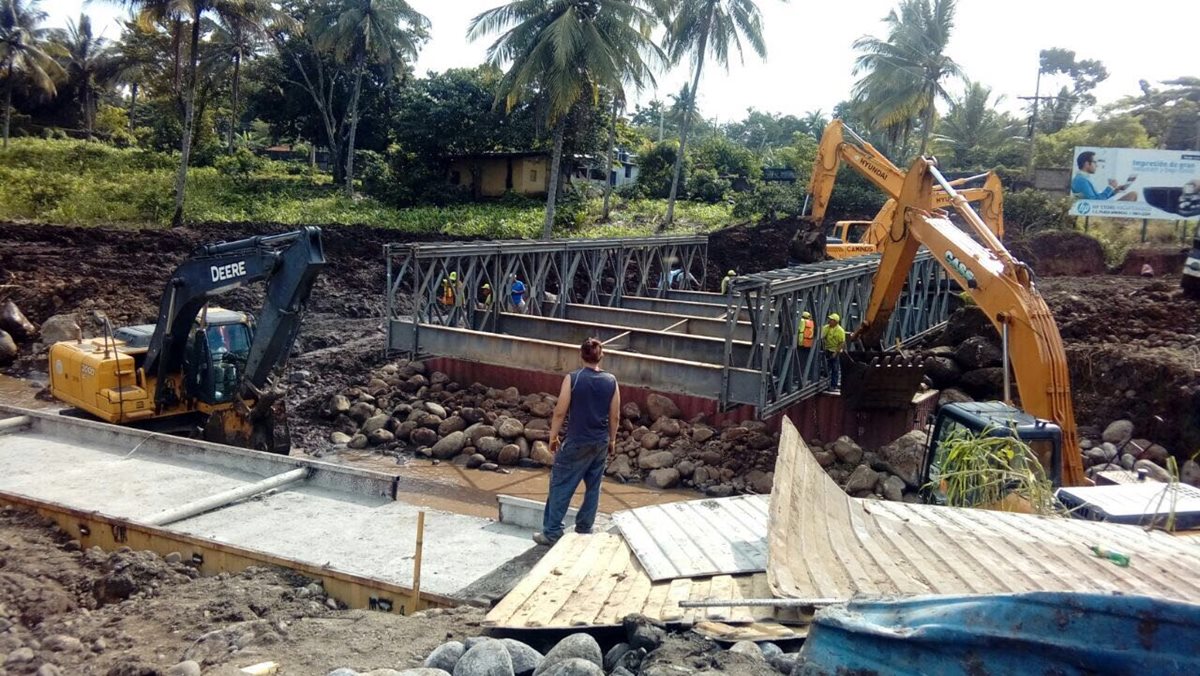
left=635, top=141, right=683, bottom=199
left=732, top=181, right=807, bottom=221
left=1004, top=188, right=1072, bottom=236
left=213, top=147, right=266, bottom=177
left=686, top=168, right=730, bottom=203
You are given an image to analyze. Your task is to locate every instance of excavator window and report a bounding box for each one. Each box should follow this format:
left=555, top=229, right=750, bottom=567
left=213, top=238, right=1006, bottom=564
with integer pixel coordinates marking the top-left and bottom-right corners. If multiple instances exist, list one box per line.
left=184, top=323, right=253, bottom=405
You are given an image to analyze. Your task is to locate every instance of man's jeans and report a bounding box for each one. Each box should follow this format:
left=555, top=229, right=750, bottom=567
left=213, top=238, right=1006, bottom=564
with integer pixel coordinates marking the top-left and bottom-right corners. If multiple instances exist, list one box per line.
left=825, top=352, right=841, bottom=390
left=542, top=439, right=608, bottom=541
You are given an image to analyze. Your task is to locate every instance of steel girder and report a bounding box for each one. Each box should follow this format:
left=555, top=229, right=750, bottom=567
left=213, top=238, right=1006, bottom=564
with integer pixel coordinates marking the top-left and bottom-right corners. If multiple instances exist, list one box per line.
left=385, top=236, right=708, bottom=332
left=722, top=251, right=952, bottom=414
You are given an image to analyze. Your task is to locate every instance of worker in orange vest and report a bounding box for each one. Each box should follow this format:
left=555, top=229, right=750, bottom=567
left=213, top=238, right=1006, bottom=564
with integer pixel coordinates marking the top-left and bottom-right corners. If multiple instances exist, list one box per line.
left=797, top=311, right=815, bottom=349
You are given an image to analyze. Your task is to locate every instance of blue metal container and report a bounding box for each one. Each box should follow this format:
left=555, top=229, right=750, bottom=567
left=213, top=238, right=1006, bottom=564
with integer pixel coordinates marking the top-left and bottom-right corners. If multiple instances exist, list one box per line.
left=796, top=592, right=1200, bottom=675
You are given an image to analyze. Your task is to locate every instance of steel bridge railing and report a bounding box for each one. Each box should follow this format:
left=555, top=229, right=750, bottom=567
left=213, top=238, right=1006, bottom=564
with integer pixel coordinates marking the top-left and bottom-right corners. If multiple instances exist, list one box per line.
left=385, top=235, right=709, bottom=336
left=721, top=251, right=953, bottom=414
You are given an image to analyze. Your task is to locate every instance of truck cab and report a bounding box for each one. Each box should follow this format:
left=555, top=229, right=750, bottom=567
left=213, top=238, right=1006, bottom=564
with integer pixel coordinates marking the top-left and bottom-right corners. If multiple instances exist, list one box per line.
left=922, top=401, right=1063, bottom=505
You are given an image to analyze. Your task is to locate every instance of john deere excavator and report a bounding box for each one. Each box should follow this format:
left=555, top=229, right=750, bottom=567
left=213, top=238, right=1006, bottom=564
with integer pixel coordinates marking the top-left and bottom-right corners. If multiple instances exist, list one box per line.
left=48, top=227, right=325, bottom=454
left=797, top=120, right=1086, bottom=488
left=792, top=120, right=1005, bottom=263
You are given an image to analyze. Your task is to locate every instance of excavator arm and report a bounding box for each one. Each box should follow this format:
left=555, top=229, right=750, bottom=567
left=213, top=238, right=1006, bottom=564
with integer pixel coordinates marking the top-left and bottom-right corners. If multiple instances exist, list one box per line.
left=861, top=172, right=1006, bottom=247
left=806, top=119, right=908, bottom=225
left=143, top=227, right=326, bottom=410
left=856, top=159, right=1085, bottom=486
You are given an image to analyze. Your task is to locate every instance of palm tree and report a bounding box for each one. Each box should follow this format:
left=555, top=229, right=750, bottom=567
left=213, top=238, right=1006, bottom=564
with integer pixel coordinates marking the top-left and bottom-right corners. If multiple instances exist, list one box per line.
left=601, top=90, right=624, bottom=219
left=55, top=14, right=120, bottom=135
left=934, top=80, right=1023, bottom=168
left=661, top=0, right=779, bottom=227
left=318, top=0, right=429, bottom=196
left=851, top=0, right=963, bottom=157
left=209, top=0, right=269, bottom=152
left=470, top=0, right=664, bottom=239
left=1, top=0, right=61, bottom=148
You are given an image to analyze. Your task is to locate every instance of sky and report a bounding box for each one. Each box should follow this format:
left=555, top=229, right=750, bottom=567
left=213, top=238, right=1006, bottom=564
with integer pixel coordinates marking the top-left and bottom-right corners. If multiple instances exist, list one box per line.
left=48, top=0, right=1195, bottom=124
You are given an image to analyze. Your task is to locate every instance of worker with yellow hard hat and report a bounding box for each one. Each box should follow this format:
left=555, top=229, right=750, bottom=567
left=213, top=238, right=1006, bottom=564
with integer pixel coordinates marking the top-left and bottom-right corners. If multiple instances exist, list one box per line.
left=798, top=310, right=815, bottom=349
left=720, top=269, right=737, bottom=294
left=821, top=312, right=847, bottom=395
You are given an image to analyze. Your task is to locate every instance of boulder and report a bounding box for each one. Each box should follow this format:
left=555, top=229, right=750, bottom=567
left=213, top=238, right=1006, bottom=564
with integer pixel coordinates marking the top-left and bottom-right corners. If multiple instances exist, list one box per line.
left=607, top=455, right=634, bottom=480
left=675, top=460, right=695, bottom=478
left=939, top=306, right=992, bottom=347
left=362, top=413, right=391, bottom=435
left=728, top=641, right=764, bottom=661
left=644, top=394, right=681, bottom=421
left=165, top=662, right=201, bottom=676
left=476, top=436, right=508, bottom=459
left=645, top=468, right=680, bottom=489
left=691, top=426, right=715, bottom=443
left=528, top=400, right=555, bottom=419
left=620, top=402, right=641, bottom=420
left=39, top=313, right=81, bottom=345
left=0, top=329, right=16, bottom=365
left=746, top=470, right=774, bottom=494
left=499, top=639, right=544, bottom=676
left=431, top=431, right=467, bottom=460
left=638, top=450, right=675, bottom=470
left=326, top=394, right=352, bottom=416
left=639, top=432, right=661, bottom=451
left=347, top=434, right=368, bottom=450
left=330, top=431, right=352, bottom=445
left=878, top=430, right=928, bottom=488
left=424, top=401, right=448, bottom=419
left=498, top=444, right=521, bottom=466
left=812, top=450, right=836, bottom=468
left=937, top=387, right=973, bottom=408
left=1102, top=420, right=1135, bottom=446
left=746, top=432, right=776, bottom=450
left=1120, top=453, right=1136, bottom=470
left=367, top=429, right=395, bottom=445
left=439, top=416, right=467, bottom=436
left=453, top=639, right=514, bottom=676
left=924, top=356, right=962, bottom=388
left=0, top=301, right=37, bottom=341
left=881, top=475, right=906, bottom=502
left=466, top=454, right=486, bottom=469
left=844, top=465, right=880, bottom=494
left=536, top=660, right=602, bottom=676
left=531, top=441, right=554, bottom=466
left=830, top=436, right=863, bottom=465
left=953, top=336, right=1002, bottom=370
left=467, top=424, right=498, bottom=447
left=649, top=417, right=681, bottom=437
left=534, top=633, right=602, bottom=676
left=411, top=427, right=439, bottom=447
left=497, top=418, right=525, bottom=440
left=348, top=402, right=377, bottom=423
left=960, top=367, right=1005, bottom=400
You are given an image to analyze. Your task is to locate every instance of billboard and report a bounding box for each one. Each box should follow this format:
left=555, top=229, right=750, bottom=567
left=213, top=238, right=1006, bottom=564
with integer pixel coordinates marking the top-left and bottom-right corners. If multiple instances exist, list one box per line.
left=1069, top=147, right=1200, bottom=220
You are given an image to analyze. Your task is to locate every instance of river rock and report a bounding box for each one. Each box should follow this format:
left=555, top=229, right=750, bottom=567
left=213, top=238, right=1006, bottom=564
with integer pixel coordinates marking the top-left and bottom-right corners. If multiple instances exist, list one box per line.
left=452, top=638, right=512, bottom=676
left=650, top=417, right=681, bottom=437
left=728, top=641, right=764, bottom=661
left=498, top=444, right=521, bottom=466
left=368, top=429, right=395, bottom=445
left=607, top=454, right=633, bottom=479
left=645, top=468, right=680, bottom=489
left=960, top=367, right=1005, bottom=400
left=639, top=432, right=660, bottom=450
left=362, top=413, right=390, bottom=435
left=528, top=400, right=554, bottom=419
left=466, top=453, right=486, bottom=469
left=1102, top=420, right=1134, bottom=446
left=879, top=430, right=928, bottom=487
left=1120, top=453, right=1136, bottom=470
left=476, top=436, right=507, bottom=459
left=439, top=416, right=467, bottom=436
left=431, top=431, right=467, bottom=459
left=348, top=434, right=368, bottom=449
left=881, top=475, right=906, bottom=501
left=940, top=306, right=992, bottom=346
left=638, top=450, right=675, bottom=470
left=1181, top=460, right=1200, bottom=487
left=44, top=635, right=84, bottom=652
left=924, top=356, right=962, bottom=387
left=534, top=634, right=602, bottom=676
left=953, top=336, right=1002, bottom=370
left=411, top=427, right=439, bottom=447
left=467, top=424, right=497, bottom=447
left=165, top=661, right=201, bottom=676
left=0, top=329, right=16, bottom=365
left=424, top=401, right=448, bottom=419
left=499, top=639, right=543, bottom=676
left=497, top=418, right=525, bottom=440
left=422, top=643, right=463, bottom=672
left=746, top=469, right=774, bottom=494
left=39, top=313, right=81, bottom=345
left=330, top=431, right=352, bottom=445
left=0, top=301, right=37, bottom=341
left=675, top=460, right=695, bottom=478
left=645, top=394, right=681, bottom=421
left=620, top=402, right=641, bottom=420
left=938, top=387, right=974, bottom=408
left=844, top=465, right=880, bottom=494
left=327, top=394, right=352, bottom=416
left=348, top=401, right=376, bottom=423
left=691, top=426, right=715, bottom=443
left=812, top=449, right=836, bottom=467
left=831, top=436, right=863, bottom=465
left=537, top=659, right=602, bottom=676
left=531, top=441, right=554, bottom=466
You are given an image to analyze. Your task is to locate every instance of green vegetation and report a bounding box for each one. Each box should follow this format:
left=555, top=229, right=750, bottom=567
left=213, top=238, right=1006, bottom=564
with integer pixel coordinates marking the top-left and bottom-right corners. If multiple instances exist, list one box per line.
left=0, top=138, right=732, bottom=235
left=929, top=426, right=1062, bottom=516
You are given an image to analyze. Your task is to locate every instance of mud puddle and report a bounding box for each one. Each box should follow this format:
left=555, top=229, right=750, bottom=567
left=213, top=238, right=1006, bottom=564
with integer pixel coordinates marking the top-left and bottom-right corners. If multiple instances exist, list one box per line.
left=0, top=372, right=55, bottom=410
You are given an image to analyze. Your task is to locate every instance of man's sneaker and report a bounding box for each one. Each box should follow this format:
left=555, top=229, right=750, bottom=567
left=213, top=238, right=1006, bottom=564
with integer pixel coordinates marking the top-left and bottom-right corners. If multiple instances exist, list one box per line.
left=532, top=532, right=559, bottom=546
left=827, top=389, right=841, bottom=396
left=574, top=528, right=593, bottom=535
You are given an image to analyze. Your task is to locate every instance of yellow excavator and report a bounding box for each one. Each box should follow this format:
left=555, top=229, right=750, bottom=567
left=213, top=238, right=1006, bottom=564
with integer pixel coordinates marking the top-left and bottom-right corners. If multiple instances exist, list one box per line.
left=803, top=121, right=1085, bottom=487
left=792, top=120, right=1005, bottom=263
left=48, top=228, right=326, bottom=454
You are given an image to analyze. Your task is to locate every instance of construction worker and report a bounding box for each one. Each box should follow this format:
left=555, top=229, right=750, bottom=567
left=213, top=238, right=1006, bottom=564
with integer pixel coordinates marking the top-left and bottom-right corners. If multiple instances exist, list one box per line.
left=720, top=270, right=737, bottom=294
left=439, top=272, right=457, bottom=307
left=821, top=312, right=847, bottom=395
left=479, top=282, right=493, bottom=309
left=509, top=274, right=528, bottom=313
left=798, top=311, right=815, bottom=349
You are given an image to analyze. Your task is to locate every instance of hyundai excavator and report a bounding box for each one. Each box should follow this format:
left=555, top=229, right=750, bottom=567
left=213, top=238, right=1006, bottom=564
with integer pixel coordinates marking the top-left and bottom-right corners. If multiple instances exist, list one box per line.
left=792, top=120, right=1005, bottom=263
left=798, top=121, right=1086, bottom=488
left=824, top=171, right=1005, bottom=260
left=48, top=227, right=325, bottom=454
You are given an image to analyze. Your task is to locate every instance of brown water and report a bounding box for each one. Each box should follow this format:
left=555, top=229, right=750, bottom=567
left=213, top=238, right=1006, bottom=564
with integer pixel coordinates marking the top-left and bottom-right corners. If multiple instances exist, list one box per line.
left=306, top=450, right=693, bottom=520
left=0, top=373, right=56, bottom=411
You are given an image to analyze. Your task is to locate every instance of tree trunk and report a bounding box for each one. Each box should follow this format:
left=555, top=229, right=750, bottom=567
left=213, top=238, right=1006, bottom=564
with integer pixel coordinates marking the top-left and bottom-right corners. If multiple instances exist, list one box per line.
left=343, top=58, right=365, bottom=197
left=171, top=19, right=183, bottom=97
left=128, top=82, right=139, bottom=131
left=918, top=92, right=936, bottom=157
left=3, top=60, right=13, bottom=149
left=227, top=46, right=241, bottom=153
left=602, top=96, right=619, bottom=220
left=665, top=32, right=708, bottom=228
left=543, top=117, right=566, bottom=240
left=171, top=10, right=203, bottom=228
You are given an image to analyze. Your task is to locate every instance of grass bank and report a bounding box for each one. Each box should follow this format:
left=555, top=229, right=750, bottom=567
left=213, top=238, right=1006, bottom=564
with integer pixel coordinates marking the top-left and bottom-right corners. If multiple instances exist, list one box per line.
left=0, top=139, right=735, bottom=237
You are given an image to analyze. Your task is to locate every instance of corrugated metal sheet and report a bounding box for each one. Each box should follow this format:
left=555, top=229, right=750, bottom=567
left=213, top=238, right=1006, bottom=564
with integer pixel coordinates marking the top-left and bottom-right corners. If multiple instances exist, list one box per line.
left=613, top=495, right=769, bottom=581
left=768, top=418, right=1200, bottom=603
left=482, top=532, right=805, bottom=632
left=797, top=592, right=1200, bottom=675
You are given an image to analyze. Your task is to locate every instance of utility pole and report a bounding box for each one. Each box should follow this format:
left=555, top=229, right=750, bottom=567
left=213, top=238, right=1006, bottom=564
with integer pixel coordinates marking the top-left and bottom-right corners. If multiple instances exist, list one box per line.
left=1021, top=62, right=1044, bottom=183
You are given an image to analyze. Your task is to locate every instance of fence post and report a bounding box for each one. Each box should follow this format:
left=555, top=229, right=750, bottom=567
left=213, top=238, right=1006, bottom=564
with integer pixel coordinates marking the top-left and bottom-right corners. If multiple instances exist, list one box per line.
left=1141, top=219, right=1149, bottom=243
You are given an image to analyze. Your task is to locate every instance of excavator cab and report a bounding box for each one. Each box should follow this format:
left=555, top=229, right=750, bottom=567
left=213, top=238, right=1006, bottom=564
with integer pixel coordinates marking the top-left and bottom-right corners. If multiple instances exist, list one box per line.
left=921, top=402, right=1063, bottom=505
left=187, top=315, right=254, bottom=405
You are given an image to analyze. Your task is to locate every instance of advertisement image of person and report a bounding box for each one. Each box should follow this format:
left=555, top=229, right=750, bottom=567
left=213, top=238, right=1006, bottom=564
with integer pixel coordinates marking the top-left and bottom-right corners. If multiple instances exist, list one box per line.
left=1072, top=151, right=1137, bottom=202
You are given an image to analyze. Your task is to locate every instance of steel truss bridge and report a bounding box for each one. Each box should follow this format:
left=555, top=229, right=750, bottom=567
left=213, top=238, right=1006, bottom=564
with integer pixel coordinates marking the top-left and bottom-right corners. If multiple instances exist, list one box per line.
left=386, top=236, right=953, bottom=414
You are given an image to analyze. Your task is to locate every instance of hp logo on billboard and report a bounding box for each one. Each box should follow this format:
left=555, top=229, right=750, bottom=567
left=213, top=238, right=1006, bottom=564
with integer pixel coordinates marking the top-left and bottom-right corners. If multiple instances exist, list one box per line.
left=1077, top=202, right=1092, bottom=215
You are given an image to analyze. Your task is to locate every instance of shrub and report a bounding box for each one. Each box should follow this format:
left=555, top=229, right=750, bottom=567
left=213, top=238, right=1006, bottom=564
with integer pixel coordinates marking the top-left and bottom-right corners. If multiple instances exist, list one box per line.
left=213, top=147, right=266, bottom=177
left=732, top=181, right=807, bottom=221
left=686, top=168, right=730, bottom=203
left=635, top=141, right=683, bottom=199
left=1004, top=188, right=1071, bottom=236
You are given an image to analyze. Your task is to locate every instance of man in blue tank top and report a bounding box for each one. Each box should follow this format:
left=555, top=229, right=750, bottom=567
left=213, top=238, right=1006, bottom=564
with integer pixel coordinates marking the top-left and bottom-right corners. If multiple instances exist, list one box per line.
left=534, top=338, right=621, bottom=546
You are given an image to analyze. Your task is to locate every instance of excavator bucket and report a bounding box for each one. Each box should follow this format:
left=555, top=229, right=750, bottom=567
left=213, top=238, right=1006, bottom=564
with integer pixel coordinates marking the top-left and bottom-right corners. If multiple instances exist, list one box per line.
left=840, top=352, right=927, bottom=411
left=203, top=379, right=292, bottom=454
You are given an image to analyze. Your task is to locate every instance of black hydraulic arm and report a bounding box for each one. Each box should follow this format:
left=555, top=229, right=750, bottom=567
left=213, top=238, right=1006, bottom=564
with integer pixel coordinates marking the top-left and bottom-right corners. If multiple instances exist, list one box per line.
left=142, top=227, right=326, bottom=404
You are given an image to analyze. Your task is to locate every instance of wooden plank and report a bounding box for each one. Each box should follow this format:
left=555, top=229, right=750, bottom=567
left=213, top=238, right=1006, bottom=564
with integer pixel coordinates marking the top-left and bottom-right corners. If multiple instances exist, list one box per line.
left=519, top=535, right=612, bottom=628
left=485, top=532, right=592, bottom=626
left=596, top=544, right=654, bottom=626
left=562, top=536, right=632, bottom=626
